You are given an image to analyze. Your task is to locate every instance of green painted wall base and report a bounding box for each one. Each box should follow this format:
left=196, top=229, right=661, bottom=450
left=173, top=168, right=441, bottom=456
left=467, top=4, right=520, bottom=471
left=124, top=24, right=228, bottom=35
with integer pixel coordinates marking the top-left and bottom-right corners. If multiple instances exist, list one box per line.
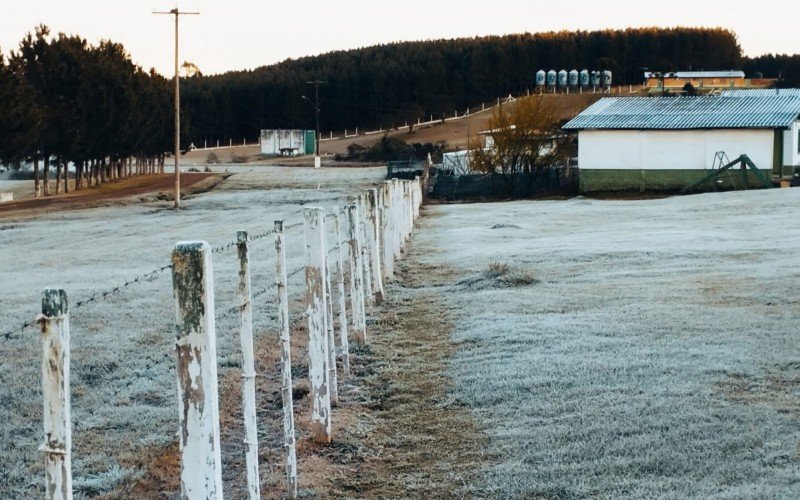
left=579, top=168, right=774, bottom=193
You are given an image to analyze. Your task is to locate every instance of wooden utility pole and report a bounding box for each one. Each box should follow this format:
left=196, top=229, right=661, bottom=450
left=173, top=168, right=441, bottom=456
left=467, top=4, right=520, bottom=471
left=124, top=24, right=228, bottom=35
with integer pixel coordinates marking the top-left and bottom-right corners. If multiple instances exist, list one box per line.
left=154, top=7, right=199, bottom=208
left=302, top=81, right=325, bottom=168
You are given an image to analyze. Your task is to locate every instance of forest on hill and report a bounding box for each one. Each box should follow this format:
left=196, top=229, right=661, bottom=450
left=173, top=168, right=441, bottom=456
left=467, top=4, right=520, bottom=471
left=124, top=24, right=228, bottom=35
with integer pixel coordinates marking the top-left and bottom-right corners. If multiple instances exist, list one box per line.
left=180, top=27, right=799, bottom=145
left=2, top=26, right=799, bottom=161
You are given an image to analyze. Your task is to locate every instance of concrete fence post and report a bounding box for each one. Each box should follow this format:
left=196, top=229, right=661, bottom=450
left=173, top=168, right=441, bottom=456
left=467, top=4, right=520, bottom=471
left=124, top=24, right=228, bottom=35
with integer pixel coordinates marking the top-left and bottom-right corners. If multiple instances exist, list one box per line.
left=367, top=188, right=384, bottom=303
left=412, top=177, right=420, bottom=220
left=381, top=182, right=394, bottom=281
left=236, top=231, right=260, bottom=500
left=274, top=221, right=298, bottom=498
left=376, top=186, right=389, bottom=284
left=357, top=195, right=374, bottom=313
left=334, top=210, right=351, bottom=377
left=324, top=222, right=339, bottom=405
left=39, top=288, right=72, bottom=500
left=303, top=207, right=332, bottom=443
left=392, top=179, right=403, bottom=259
left=346, top=204, right=367, bottom=342
left=171, top=242, right=224, bottom=499
left=404, top=181, right=414, bottom=243
left=398, top=181, right=407, bottom=248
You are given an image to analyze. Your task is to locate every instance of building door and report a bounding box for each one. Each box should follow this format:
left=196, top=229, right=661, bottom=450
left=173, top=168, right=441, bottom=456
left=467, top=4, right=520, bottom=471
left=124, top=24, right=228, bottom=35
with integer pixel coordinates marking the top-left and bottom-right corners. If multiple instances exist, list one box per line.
left=773, top=130, right=784, bottom=177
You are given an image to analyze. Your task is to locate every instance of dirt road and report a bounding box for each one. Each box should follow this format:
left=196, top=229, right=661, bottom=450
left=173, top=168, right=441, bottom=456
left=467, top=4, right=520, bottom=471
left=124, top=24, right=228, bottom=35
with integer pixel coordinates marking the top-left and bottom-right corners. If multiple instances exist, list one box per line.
left=0, top=173, right=225, bottom=219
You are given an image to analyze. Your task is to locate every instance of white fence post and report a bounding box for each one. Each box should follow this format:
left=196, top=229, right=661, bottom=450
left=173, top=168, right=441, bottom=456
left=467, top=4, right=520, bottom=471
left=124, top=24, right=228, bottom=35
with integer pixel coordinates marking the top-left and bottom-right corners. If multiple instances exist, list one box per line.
left=381, top=181, right=394, bottom=281
left=39, top=288, right=72, bottom=500
left=392, top=179, right=403, bottom=260
left=404, top=180, right=413, bottom=244
left=274, top=221, right=298, bottom=498
left=413, top=176, right=422, bottom=220
left=334, top=210, right=351, bottom=377
left=171, top=242, right=224, bottom=499
left=236, top=231, right=260, bottom=500
left=346, top=204, right=367, bottom=342
left=324, top=222, right=339, bottom=405
left=367, top=188, right=384, bottom=303
left=357, top=195, right=374, bottom=314
left=303, top=207, right=332, bottom=443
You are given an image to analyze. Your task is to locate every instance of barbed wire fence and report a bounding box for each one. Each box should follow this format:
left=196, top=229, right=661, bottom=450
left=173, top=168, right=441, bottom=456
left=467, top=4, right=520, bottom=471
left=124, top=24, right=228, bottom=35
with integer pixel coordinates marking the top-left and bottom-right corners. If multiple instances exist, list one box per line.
left=9, top=177, right=424, bottom=500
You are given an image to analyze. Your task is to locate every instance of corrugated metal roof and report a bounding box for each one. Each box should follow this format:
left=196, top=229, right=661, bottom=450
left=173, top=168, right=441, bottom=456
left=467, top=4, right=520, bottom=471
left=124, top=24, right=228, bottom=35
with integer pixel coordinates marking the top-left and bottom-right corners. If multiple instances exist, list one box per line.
left=675, top=71, right=745, bottom=78
left=563, top=96, right=800, bottom=130
left=644, top=71, right=745, bottom=79
left=721, top=88, right=800, bottom=97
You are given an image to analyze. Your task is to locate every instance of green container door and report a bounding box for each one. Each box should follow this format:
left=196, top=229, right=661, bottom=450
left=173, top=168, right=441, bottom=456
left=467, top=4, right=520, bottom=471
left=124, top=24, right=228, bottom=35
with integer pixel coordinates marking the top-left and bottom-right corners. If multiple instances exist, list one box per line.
left=305, top=130, right=316, bottom=155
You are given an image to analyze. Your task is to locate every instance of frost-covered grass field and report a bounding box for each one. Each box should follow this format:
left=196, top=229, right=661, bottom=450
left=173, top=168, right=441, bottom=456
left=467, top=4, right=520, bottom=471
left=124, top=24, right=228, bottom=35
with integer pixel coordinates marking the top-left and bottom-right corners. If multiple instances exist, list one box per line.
left=411, top=188, right=800, bottom=498
left=0, top=166, right=385, bottom=498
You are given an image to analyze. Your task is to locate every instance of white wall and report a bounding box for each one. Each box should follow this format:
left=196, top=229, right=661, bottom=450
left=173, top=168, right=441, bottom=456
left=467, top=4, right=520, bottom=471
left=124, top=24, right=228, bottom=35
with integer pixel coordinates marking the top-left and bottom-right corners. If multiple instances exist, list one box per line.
left=443, top=150, right=471, bottom=175
left=260, top=130, right=307, bottom=156
left=578, top=129, right=775, bottom=170
left=782, top=120, right=800, bottom=167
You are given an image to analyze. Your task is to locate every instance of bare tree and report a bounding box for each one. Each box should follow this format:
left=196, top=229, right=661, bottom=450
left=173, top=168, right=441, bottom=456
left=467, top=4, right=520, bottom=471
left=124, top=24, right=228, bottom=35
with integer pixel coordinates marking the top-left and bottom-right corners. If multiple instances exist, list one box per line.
left=470, top=95, right=571, bottom=198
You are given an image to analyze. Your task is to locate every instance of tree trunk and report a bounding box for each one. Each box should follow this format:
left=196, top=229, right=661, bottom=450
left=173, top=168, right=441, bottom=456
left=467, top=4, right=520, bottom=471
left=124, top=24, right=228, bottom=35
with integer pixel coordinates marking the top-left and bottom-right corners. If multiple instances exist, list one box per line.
left=93, top=159, right=101, bottom=186
left=43, top=155, right=51, bottom=196
left=55, top=159, right=62, bottom=195
left=63, top=159, right=69, bottom=193
left=33, top=157, right=41, bottom=198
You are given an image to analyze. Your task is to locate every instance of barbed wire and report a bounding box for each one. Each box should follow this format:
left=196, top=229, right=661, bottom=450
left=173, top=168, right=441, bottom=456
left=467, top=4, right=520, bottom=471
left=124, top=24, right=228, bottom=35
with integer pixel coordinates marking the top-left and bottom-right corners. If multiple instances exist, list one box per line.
left=287, top=265, right=305, bottom=279
left=327, top=243, right=342, bottom=255
left=216, top=292, right=279, bottom=323
left=209, top=218, right=304, bottom=253
left=247, top=229, right=277, bottom=242
left=2, top=218, right=316, bottom=341
left=215, top=262, right=305, bottom=323
left=1, top=263, right=173, bottom=340
left=73, top=264, right=173, bottom=311
left=211, top=240, right=237, bottom=254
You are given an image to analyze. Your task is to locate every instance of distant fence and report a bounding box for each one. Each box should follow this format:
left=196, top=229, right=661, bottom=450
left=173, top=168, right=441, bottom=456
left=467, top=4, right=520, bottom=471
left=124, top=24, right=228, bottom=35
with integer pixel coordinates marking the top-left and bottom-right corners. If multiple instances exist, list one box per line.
left=429, top=168, right=578, bottom=200
left=19, top=177, right=423, bottom=499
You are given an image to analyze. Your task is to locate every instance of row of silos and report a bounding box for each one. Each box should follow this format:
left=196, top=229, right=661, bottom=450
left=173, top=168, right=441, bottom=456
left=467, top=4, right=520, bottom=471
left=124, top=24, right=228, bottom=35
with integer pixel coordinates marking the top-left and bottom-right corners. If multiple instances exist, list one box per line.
left=535, top=69, right=612, bottom=88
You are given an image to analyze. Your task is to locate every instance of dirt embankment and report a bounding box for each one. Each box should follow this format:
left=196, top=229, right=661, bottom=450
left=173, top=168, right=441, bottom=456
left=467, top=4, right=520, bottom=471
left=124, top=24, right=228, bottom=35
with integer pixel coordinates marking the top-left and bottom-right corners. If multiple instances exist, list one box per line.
left=0, top=173, right=228, bottom=219
left=181, top=93, right=602, bottom=165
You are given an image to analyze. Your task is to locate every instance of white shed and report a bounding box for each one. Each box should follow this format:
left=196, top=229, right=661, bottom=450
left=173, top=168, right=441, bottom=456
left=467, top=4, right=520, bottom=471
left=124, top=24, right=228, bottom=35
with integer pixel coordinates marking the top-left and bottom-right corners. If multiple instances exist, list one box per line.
left=563, top=95, right=800, bottom=192
left=260, top=130, right=316, bottom=156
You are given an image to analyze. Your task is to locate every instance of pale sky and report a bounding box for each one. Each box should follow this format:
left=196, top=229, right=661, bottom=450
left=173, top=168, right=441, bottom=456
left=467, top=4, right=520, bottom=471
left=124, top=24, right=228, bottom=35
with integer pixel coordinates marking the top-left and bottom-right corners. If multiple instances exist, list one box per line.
left=2, top=1, right=798, bottom=76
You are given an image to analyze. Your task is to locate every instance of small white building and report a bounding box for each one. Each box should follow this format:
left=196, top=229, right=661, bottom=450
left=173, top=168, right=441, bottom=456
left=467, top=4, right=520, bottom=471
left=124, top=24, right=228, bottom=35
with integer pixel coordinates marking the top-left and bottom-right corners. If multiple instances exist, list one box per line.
left=260, top=129, right=316, bottom=156
left=442, top=150, right=471, bottom=174
left=563, top=94, right=800, bottom=192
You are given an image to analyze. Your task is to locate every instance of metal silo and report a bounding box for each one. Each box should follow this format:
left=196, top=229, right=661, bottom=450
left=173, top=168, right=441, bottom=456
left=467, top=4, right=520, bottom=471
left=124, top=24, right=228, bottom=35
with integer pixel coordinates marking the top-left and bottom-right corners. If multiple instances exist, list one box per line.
left=590, top=70, right=601, bottom=87
left=546, top=70, right=557, bottom=87
left=535, top=70, right=546, bottom=87
left=568, top=70, right=579, bottom=87
left=602, top=70, right=613, bottom=88
left=579, top=69, right=590, bottom=87
left=558, top=69, right=568, bottom=87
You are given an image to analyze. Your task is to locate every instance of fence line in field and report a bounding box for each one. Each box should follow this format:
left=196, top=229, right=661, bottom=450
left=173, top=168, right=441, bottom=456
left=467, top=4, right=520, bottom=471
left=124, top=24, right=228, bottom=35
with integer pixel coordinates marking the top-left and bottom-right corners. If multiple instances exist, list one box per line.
left=32, top=176, right=423, bottom=499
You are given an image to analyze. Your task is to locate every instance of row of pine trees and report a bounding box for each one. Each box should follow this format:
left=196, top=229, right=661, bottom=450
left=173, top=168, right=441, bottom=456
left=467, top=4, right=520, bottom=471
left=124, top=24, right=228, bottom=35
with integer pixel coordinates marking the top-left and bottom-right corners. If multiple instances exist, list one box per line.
left=0, top=26, right=172, bottom=197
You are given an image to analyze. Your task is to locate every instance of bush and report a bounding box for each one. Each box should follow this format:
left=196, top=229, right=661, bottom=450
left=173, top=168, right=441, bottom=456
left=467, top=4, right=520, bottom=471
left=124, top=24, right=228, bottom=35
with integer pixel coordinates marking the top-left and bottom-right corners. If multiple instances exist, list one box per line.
left=205, top=152, right=219, bottom=164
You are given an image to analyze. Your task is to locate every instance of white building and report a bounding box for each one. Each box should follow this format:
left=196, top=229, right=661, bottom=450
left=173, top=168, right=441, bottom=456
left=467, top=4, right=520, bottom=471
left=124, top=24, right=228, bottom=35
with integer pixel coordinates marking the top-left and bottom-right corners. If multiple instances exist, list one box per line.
left=563, top=94, right=800, bottom=192
left=260, top=130, right=316, bottom=156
